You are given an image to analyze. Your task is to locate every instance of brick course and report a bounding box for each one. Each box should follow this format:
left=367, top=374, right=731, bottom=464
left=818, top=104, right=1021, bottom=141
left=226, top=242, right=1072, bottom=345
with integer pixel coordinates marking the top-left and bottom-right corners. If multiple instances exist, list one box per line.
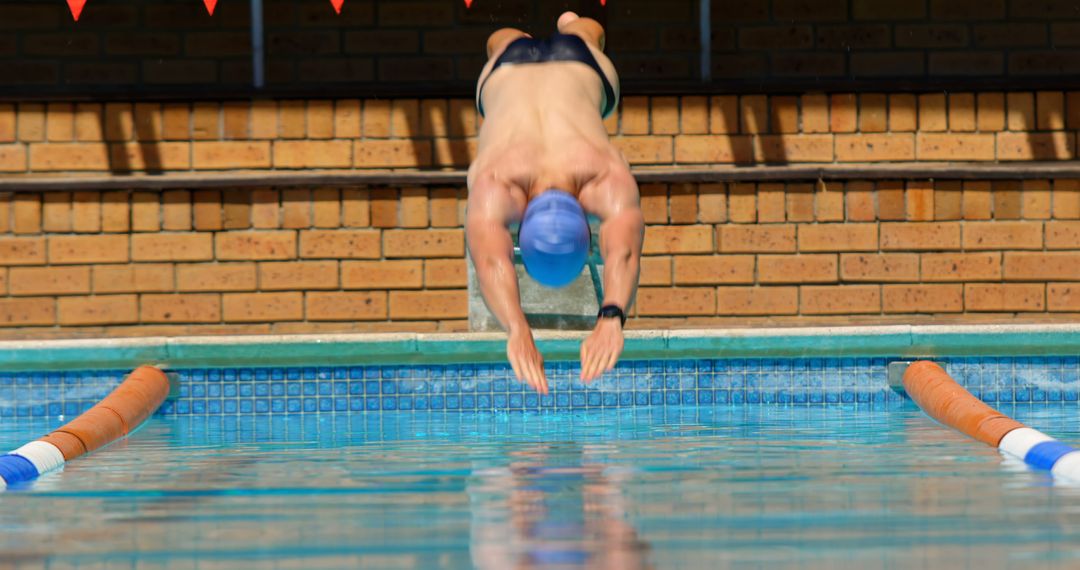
left=0, top=90, right=1079, bottom=174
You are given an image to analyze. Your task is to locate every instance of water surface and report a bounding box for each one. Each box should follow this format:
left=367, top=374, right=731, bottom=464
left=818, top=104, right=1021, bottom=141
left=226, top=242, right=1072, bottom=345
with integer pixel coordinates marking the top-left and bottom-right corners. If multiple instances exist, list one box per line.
left=2, top=406, right=1079, bottom=569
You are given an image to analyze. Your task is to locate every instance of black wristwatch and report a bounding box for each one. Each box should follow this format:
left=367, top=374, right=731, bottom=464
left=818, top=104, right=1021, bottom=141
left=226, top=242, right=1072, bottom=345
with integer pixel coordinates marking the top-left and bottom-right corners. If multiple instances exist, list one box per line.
left=597, top=304, right=626, bottom=327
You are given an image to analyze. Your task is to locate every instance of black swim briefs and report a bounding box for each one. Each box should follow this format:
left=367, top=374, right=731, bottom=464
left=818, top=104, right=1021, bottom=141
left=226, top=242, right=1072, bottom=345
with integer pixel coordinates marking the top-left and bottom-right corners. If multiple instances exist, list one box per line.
left=476, top=33, right=618, bottom=119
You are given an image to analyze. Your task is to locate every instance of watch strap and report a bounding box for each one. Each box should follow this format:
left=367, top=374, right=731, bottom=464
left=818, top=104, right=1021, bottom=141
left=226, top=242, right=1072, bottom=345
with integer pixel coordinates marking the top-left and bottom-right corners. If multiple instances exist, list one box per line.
left=597, top=304, right=626, bottom=326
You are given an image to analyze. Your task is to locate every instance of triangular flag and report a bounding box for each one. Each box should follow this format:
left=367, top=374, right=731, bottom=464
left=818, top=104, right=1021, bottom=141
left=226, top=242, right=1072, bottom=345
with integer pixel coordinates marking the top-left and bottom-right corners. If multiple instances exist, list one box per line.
left=204, top=0, right=217, bottom=15
left=330, top=0, right=344, bottom=13
left=464, top=0, right=473, bottom=7
left=66, top=0, right=87, bottom=21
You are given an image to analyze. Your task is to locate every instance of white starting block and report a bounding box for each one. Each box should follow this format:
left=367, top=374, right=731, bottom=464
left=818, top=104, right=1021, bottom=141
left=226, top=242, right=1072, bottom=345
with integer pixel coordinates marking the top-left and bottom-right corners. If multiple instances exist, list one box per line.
left=468, top=217, right=604, bottom=332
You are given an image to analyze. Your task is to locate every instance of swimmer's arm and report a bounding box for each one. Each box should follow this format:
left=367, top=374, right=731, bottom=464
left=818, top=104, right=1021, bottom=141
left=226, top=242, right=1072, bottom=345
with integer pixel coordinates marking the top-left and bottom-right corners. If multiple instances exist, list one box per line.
left=591, top=166, right=645, bottom=313
left=598, top=207, right=645, bottom=316
left=466, top=180, right=549, bottom=394
left=466, top=214, right=527, bottom=335
left=581, top=171, right=643, bottom=382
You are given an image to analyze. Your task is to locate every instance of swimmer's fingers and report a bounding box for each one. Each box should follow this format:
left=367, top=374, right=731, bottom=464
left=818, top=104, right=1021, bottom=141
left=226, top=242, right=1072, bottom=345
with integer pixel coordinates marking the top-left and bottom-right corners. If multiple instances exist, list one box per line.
left=534, top=357, right=549, bottom=395
left=507, top=334, right=542, bottom=393
left=525, top=347, right=548, bottom=395
left=604, top=347, right=620, bottom=372
left=525, top=355, right=545, bottom=394
left=588, top=345, right=611, bottom=382
left=581, top=339, right=603, bottom=383
left=579, top=341, right=591, bottom=381
left=579, top=339, right=594, bottom=382
left=507, top=351, right=532, bottom=391
left=588, top=347, right=606, bottom=382
left=581, top=323, right=624, bottom=383
left=523, top=350, right=546, bottom=395
left=606, top=331, right=625, bottom=373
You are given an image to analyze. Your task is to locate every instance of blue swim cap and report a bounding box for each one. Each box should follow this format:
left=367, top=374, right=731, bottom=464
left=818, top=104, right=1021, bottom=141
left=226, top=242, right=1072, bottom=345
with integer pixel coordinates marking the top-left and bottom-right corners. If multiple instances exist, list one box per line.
left=518, top=190, right=590, bottom=288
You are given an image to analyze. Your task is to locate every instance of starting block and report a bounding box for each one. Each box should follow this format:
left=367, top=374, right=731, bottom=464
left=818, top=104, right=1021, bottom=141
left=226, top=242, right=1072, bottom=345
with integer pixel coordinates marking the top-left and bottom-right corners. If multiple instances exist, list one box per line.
left=468, top=217, right=604, bottom=331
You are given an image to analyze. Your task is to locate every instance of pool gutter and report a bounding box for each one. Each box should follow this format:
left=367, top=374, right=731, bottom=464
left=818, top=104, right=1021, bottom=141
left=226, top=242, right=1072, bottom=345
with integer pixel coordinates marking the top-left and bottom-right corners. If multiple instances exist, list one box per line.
left=1, top=324, right=1079, bottom=371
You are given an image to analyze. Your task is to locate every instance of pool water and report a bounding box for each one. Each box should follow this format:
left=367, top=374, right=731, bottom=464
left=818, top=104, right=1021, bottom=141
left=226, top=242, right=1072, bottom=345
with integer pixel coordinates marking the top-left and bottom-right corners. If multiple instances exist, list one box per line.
left=2, top=405, right=1080, bottom=569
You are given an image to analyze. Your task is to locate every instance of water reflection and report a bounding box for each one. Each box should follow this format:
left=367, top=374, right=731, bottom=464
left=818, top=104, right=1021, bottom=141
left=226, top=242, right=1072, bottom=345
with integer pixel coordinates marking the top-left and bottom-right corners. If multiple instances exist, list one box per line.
left=470, top=442, right=651, bottom=569
left=2, top=407, right=1080, bottom=568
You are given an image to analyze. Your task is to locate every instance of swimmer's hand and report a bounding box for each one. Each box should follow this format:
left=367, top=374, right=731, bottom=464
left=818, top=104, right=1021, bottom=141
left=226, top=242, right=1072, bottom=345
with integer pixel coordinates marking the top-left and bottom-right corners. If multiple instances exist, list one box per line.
left=580, top=319, right=623, bottom=383
left=507, top=328, right=549, bottom=395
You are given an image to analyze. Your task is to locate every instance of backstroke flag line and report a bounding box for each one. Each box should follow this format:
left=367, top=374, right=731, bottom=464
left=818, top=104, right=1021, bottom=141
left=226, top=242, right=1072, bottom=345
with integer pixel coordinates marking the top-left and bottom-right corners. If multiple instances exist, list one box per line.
left=63, top=0, right=609, bottom=21
left=66, top=0, right=86, bottom=21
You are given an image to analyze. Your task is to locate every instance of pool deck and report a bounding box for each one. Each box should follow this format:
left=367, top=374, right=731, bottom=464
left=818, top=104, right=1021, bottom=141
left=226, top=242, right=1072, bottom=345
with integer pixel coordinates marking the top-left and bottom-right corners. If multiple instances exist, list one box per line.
left=1, top=323, right=1079, bottom=371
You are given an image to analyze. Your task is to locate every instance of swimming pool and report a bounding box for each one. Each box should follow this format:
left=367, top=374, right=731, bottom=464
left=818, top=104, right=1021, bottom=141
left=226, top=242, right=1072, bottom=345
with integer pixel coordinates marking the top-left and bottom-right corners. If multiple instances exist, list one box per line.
left=3, top=406, right=1080, bottom=568
left=2, top=326, right=1080, bottom=568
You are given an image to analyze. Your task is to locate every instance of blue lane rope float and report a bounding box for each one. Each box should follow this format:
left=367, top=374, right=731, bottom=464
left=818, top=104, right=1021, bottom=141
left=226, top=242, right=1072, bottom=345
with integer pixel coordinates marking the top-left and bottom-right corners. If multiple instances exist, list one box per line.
left=0, top=454, right=40, bottom=487
left=903, top=360, right=1080, bottom=481
left=0, top=365, right=171, bottom=489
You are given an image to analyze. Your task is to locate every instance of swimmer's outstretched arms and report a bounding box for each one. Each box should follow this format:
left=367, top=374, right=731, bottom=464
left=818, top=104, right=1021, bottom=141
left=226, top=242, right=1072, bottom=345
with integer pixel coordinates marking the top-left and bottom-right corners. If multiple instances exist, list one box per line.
left=466, top=12, right=645, bottom=394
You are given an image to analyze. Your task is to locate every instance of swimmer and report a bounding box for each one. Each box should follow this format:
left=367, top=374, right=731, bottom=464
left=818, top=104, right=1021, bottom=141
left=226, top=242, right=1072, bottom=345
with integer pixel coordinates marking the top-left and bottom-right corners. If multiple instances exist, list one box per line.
left=467, top=12, right=645, bottom=394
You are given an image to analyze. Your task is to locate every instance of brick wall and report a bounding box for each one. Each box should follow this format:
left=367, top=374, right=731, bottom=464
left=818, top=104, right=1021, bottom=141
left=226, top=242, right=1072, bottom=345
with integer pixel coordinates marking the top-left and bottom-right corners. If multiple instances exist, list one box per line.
left=632, top=179, right=1080, bottom=325
left=0, top=186, right=469, bottom=337
left=1, top=90, right=1079, bottom=176
left=4, top=3, right=1080, bottom=337
left=1, top=179, right=1079, bottom=338
left=6, top=0, right=1080, bottom=97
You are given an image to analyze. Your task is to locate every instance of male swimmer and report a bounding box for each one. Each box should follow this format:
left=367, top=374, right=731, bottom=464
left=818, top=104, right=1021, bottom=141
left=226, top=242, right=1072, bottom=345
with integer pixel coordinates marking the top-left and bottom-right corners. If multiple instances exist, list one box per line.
left=467, top=12, right=645, bottom=394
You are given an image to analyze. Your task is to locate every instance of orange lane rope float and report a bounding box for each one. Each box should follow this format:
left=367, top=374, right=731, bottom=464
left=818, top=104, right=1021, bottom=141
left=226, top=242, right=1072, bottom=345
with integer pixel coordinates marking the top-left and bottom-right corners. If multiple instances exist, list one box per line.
left=0, top=366, right=172, bottom=489
left=903, top=360, right=1080, bottom=481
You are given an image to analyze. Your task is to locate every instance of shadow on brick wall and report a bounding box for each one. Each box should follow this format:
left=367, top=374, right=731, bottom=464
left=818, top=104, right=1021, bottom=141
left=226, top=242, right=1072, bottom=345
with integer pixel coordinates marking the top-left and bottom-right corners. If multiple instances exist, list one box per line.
left=1013, top=93, right=1073, bottom=162
left=106, top=106, right=164, bottom=175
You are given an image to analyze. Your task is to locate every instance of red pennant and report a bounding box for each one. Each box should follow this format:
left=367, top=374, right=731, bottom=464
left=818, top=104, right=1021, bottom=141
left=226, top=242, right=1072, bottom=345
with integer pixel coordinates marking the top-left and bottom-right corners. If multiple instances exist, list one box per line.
left=66, top=0, right=87, bottom=21
left=330, top=0, right=344, bottom=13
left=203, top=0, right=217, bottom=15
left=464, top=0, right=473, bottom=7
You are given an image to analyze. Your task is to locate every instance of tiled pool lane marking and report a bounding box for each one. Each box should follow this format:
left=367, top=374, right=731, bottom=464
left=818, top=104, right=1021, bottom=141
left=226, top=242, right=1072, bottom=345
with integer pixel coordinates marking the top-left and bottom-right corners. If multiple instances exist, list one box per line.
left=5, top=324, right=1080, bottom=371
left=0, top=366, right=170, bottom=488
left=160, top=356, right=904, bottom=415
left=2, top=325, right=1080, bottom=418
left=5, top=355, right=1079, bottom=418
left=902, top=361, right=1080, bottom=482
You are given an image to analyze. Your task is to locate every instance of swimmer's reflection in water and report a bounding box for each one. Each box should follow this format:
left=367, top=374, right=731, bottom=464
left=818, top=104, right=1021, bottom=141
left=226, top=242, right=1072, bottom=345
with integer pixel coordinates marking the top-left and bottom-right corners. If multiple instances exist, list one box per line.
left=468, top=443, right=652, bottom=569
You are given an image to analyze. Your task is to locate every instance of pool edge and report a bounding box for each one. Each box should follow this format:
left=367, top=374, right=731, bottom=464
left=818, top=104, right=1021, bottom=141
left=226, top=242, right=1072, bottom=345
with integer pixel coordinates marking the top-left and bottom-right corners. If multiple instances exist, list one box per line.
left=2, top=324, right=1080, bottom=371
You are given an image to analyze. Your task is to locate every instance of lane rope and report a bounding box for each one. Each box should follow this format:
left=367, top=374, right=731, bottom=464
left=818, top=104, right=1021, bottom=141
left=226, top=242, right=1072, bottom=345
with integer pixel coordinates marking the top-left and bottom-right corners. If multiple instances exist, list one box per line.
left=903, top=360, right=1080, bottom=481
left=0, top=365, right=171, bottom=488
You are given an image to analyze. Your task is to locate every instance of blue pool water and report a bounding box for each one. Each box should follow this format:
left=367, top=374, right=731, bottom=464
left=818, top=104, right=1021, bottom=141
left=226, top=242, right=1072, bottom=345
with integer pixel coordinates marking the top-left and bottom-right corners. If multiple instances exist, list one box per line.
left=3, top=405, right=1080, bottom=569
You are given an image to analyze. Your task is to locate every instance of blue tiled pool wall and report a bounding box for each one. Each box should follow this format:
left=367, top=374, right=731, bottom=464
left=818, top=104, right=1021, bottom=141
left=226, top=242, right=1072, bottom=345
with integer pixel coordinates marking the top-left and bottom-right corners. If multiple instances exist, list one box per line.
left=2, top=356, right=1079, bottom=418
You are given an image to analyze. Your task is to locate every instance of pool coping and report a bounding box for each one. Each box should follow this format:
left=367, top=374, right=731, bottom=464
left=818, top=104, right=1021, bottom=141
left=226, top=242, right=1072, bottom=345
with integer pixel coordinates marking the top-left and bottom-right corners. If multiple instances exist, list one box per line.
left=1, top=323, right=1079, bottom=371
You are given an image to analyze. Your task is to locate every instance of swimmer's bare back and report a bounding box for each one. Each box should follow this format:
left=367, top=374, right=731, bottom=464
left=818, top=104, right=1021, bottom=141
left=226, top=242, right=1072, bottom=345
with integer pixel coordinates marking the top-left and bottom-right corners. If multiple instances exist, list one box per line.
left=468, top=12, right=632, bottom=220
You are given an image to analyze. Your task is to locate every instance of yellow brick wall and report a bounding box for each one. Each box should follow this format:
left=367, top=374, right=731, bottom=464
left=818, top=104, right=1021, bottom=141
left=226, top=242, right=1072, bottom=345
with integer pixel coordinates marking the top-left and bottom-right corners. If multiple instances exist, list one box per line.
left=2, top=179, right=1079, bottom=338
left=1, top=92, right=1078, bottom=175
